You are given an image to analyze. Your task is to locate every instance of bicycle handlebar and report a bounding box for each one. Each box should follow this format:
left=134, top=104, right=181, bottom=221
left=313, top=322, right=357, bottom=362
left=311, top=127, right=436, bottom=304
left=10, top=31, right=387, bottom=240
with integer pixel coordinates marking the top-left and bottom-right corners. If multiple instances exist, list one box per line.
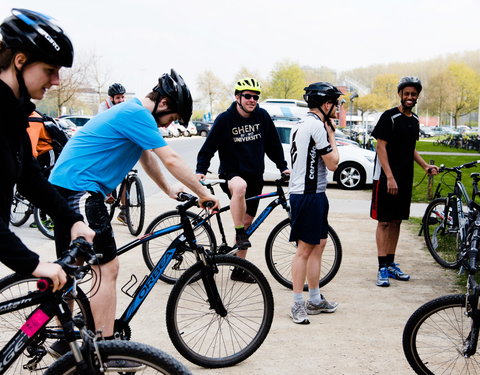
left=176, top=192, right=214, bottom=210
left=438, top=160, right=480, bottom=173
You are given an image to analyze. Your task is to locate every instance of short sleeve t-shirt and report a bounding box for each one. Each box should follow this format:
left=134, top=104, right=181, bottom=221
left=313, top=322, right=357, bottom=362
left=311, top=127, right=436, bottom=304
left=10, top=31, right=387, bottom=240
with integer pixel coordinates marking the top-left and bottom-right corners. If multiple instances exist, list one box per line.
left=371, top=107, right=419, bottom=187
left=50, top=98, right=167, bottom=195
left=288, top=113, right=332, bottom=194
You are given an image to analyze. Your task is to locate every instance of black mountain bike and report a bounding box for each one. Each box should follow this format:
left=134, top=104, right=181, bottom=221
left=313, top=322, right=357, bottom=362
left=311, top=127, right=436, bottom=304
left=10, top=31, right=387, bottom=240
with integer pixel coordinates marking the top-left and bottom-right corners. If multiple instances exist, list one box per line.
left=0, top=194, right=274, bottom=369
left=106, top=169, right=145, bottom=236
left=10, top=186, right=55, bottom=240
left=0, top=238, right=191, bottom=375
left=142, top=175, right=343, bottom=291
left=403, top=204, right=480, bottom=374
left=422, top=161, right=480, bottom=268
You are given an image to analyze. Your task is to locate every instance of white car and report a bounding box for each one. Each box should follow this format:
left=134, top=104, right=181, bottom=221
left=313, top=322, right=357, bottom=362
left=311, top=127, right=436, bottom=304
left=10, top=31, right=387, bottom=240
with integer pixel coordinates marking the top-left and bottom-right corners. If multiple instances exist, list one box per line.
left=268, top=122, right=375, bottom=189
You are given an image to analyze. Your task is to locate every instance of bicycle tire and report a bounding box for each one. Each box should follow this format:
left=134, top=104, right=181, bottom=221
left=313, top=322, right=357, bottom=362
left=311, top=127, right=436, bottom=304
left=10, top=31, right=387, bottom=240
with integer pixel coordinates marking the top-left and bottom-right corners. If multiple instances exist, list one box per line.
left=33, top=207, right=55, bottom=240
left=265, top=218, right=342, bottom=290
left=142, top=210, right=217, bottom=284
left=10, top=190, right=32, bottom=227
left=166, top=255, right=274, bottom=368
left=402, top=294, right=475, bottom=374
left=44, top=340, right=192, bottom=375
left=126, top=174, right=146, bottom=236
left=422, top=197, right=461, bottom=268
left=0, top=273, right=94, bottom=375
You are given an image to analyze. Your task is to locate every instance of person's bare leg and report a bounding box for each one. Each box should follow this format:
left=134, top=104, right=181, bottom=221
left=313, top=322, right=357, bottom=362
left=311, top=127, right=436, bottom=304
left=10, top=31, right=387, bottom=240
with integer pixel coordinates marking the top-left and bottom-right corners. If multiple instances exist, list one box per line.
left=90, top=258, right=119, bottom=337
left=306, top=239, right=326, bottom=289
left=292, top=240, right=314, bottom=294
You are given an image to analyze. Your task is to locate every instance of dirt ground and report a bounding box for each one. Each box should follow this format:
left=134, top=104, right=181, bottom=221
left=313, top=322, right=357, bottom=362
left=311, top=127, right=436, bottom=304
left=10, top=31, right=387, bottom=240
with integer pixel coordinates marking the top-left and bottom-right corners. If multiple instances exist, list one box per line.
left=11, top=187, right=458, bottom=374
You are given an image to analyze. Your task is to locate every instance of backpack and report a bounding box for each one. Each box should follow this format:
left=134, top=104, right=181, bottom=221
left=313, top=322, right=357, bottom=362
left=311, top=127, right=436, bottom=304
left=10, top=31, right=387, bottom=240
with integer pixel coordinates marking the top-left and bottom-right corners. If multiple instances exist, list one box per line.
left=28, top=111, right=69, bottom=160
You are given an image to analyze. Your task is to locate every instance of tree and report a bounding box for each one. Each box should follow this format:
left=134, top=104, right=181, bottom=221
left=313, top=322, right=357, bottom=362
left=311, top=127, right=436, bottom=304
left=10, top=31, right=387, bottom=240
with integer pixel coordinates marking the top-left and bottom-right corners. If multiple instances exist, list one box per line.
left=371, top=74, right=399, bottom=108
left=196, top=70, right=228, bottom=117
left=264, top=60, right=306, bottom=99
left=423, top=70, right=456, bottom=125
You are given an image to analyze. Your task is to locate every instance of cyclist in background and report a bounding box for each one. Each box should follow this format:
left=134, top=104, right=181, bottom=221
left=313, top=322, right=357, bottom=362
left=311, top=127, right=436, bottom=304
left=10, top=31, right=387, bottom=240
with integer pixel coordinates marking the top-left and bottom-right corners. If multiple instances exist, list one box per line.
left=98, top=83, right=128, bottom=223
left=0, top=8, right=94, bottom=290
left=288, top=82, right=341, bottom=324
left=49, top=69, right=219, bottom=357
left=196, top=77, right=289, bottom=283
left=370, top=76, right=438, bottom=287
left=98, top=82, right=126, bottom=113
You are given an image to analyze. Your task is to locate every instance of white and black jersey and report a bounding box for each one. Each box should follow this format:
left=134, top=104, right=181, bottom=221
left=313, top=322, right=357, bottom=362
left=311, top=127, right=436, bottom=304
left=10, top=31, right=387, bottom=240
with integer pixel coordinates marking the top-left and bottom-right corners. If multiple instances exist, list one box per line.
left=288, top=113, right=332, bottom=194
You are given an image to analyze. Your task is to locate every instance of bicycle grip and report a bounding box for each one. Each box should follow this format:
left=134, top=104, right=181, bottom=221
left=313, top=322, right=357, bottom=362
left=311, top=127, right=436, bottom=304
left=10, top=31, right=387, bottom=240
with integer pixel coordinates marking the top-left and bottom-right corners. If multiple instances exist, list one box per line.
left=37, top=278, right=51, bottom=292
left=468, top=250, right=478, bottom=272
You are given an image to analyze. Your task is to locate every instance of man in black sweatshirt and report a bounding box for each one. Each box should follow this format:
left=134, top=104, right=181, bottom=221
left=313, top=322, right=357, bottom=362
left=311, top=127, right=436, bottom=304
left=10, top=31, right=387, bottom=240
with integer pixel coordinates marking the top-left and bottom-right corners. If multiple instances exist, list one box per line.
left=196, top=78, right=289, bottom=282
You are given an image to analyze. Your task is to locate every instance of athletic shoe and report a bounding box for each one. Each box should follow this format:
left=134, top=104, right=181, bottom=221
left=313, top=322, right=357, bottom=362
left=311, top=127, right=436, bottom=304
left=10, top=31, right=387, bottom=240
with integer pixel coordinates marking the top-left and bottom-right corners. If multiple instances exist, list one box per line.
left=106, top=359, right=145, bottom=371
left=305, top=297, right=338, bottom=315
left=42, top=219, right=54, bottom=230
left=230, top=267, right=256, bottom=283
left=290, top=302, right=310, bottom=324
left=235, top=228, right=251, bottom=249
left=376, top=267, right=390, bottom=287
left=387, top=263, right=411, bottom=281
left=105, top=193, right=115, bottom=204
left=117, top=209, right=128, bottom=226
left=47, top=339, right=70, bottom=358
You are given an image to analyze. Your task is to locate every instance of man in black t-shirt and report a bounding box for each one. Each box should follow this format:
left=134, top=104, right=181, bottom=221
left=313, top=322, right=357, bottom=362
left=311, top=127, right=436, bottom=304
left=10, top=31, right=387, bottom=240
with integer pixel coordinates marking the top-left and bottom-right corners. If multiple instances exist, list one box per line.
left=370, top=77, right=438, bottom=287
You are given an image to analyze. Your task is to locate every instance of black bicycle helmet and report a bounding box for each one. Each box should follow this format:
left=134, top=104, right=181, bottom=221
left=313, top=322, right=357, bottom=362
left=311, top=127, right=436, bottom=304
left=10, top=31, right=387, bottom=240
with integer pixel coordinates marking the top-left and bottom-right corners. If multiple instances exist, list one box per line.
left=397, top=76, right=422, bottom=93
left=152, top=69, right=192, bottom=125
left=303, top=82, right=343, bottom=104
left=108, top=83, right=126, bottom=97
left=0, top=8, right=74, bottom=67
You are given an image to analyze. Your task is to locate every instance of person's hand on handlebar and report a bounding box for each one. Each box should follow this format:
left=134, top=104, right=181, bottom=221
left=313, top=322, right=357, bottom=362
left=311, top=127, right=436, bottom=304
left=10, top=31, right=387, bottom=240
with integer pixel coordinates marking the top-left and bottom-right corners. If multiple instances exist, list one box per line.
left=196, top=173, right=206, bottom=181
left=32, top=262, right=66, bottom=292
left=426, top=164, right=439, bottom=175
left=198, top=193, right=220, bottom=212
left=70, top=221, right=95, bottom=244
left=167, top=184, right=184, bottom=199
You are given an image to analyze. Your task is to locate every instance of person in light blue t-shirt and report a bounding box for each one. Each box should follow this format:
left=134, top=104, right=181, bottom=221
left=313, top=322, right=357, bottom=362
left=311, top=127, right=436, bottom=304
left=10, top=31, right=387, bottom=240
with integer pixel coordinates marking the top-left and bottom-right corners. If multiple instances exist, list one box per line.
left=48, top=69, right=219, bottom=356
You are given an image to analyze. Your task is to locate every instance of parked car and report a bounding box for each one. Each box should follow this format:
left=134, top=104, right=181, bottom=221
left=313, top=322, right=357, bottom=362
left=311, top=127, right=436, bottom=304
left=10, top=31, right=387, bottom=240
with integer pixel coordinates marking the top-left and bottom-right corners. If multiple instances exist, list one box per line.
left=183, top=122, right=197, bottom=137
left=56, top=118, right=77, bottom=138
left=57, top=115, right=93, bottom=128
left=167, top=123, right=180, bottom=137
left=159, top=127, right=173, bottom=138
left=207, top=121, right=375, bottom=190
left=193, top=121, right=213, bottom=137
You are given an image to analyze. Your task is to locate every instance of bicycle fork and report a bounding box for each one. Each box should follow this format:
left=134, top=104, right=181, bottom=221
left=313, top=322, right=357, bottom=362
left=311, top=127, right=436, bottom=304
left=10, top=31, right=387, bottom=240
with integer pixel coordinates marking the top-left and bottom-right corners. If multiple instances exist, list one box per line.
left=198, top=251, right=227, bottom=317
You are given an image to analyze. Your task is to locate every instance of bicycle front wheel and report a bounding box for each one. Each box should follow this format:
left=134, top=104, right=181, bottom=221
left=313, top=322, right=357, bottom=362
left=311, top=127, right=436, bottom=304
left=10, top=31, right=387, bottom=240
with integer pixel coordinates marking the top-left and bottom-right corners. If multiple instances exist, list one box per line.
left=0, top=273, right=94, bottom=375
left=126, top=174, right=145, bottom=236
left=142, top=210, right=216, bottom=284
left=423, top=197, right=461, bottom=268
left=34, top=207, right=55, bottom=240
left=166, top=255, right=274, bottom=368
left=265, top=218, right=342, bottom=290
left=402, top=294, right=475, bottom=374
left=44, top=340, right=192, bottom=374
left=10, top=190, right=32, bottom=226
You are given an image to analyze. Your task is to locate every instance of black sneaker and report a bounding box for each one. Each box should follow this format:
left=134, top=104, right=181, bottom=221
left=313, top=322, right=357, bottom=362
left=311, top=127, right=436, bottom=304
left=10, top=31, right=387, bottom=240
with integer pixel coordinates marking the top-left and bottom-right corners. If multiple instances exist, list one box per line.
left=235, top=229, right=251, bottom=249
left=47, top=339, right=70, bottom=358
left=230, top=267, right=256, bottom=283
left=106, top=359, right=145, bottom=371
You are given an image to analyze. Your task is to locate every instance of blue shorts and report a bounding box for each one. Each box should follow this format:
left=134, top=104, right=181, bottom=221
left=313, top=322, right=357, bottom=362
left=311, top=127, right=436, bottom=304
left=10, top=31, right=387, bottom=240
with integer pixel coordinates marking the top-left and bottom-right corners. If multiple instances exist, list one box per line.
left=289, top=193, right=329, bottom=244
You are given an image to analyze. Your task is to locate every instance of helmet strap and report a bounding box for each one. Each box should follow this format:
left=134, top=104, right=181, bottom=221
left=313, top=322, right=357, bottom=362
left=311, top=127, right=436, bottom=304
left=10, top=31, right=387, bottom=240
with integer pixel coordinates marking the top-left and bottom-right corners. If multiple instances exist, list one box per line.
left=317, top=103, right=335, bottom=131
left=236, top=95, right=254, bottom=115
left=14, top=65, right=32, bottom=106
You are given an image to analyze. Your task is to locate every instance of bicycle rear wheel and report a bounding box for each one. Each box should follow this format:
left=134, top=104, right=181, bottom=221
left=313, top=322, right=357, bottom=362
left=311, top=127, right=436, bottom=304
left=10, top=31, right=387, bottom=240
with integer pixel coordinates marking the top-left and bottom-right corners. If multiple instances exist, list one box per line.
left=33, top=207, right=55, bottom=240
left=265, top=218, right=342, bottom=290
left=10, top=190, right=32, bottom=226
left=0, top=273, right=94, bottom=375
left=402, top=294, right=474, bottom=374
left=142, top=210, right=216, bottom=284
left=44, top=340, right=192, bottom=374
left=126, top=174, right=145, bottom=236
left=423, top=197, right=461, bottom=268
left=166, top=255, right=274, bottom=368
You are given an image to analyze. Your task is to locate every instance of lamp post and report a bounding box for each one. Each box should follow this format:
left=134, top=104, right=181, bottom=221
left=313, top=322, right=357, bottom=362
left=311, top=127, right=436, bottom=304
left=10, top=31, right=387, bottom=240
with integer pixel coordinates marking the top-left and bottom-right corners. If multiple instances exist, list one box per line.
left=349, top=91, right=358, bottom=127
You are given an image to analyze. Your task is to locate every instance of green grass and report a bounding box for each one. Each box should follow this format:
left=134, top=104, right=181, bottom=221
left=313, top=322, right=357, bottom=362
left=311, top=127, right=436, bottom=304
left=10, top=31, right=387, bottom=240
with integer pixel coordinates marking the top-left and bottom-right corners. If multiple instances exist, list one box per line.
left=411, top=141, right=480, bottom=202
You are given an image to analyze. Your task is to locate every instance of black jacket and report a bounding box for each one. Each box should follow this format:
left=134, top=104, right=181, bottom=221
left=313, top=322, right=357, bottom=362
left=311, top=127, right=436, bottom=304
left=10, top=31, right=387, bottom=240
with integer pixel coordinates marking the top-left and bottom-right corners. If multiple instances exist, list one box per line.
left=0, top=80, right=82, bottom=274
left=196, top=102, right=288, bottom=178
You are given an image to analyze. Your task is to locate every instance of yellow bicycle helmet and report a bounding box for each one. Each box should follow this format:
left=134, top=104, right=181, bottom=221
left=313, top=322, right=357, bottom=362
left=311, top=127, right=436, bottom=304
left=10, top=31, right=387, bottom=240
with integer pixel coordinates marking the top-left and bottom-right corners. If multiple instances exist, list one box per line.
left=234, top=78, right=261, bottom=94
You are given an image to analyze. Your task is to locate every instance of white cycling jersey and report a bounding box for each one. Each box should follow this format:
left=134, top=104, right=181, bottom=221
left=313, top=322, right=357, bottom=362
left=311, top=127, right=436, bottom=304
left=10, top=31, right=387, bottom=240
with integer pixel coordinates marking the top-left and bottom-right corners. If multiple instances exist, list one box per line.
left=97, top=98, right=114, bottom=113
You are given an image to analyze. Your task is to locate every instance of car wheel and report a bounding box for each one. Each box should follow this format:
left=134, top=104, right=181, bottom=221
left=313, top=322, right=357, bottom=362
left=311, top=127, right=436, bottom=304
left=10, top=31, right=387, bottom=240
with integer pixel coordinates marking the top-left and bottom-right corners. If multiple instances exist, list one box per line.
left=200, top=130, right=208, bottom=137
left=184, top=131, right=190, bottom=137
left=335, top=162, right=365, bottom=190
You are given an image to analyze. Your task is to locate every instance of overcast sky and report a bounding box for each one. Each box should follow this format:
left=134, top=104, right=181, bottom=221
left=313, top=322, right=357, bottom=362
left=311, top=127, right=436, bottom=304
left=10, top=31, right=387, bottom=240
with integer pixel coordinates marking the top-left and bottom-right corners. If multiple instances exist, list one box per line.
left=1, top=0, right=479, bottom=100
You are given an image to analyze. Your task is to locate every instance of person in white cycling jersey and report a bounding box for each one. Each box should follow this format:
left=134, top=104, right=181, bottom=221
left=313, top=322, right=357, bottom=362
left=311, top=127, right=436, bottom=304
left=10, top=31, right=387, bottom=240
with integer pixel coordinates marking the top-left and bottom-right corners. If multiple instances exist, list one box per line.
left=288, top=82, right=342, bottom=324
left=98, top=82, right=126, bottom=113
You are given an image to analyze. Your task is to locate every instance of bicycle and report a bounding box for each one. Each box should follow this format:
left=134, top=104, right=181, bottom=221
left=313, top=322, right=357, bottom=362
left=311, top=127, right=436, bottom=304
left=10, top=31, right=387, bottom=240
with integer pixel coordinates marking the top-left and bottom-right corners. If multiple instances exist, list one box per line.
left=10, top=186, right=55, bottom=240
left=0, top=237, right=191, bottom=374
left=422, top=160, right=480, bottom=268
left=403, top=204, right=480, bottom=374
left=0, top=193, right=274, bottom=368
left=106, top=169, right=145, bottom=236
left=142, top=174, right=343, bottom=291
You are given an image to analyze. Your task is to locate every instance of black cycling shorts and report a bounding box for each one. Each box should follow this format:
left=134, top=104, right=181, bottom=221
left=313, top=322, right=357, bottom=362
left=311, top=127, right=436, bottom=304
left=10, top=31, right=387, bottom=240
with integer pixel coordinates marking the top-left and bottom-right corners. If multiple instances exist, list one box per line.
left=220, top=173, right=264, bottom=217
left=289, top=192, right=329, bottom=244
left=53, top=186, right=117, bottom=264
